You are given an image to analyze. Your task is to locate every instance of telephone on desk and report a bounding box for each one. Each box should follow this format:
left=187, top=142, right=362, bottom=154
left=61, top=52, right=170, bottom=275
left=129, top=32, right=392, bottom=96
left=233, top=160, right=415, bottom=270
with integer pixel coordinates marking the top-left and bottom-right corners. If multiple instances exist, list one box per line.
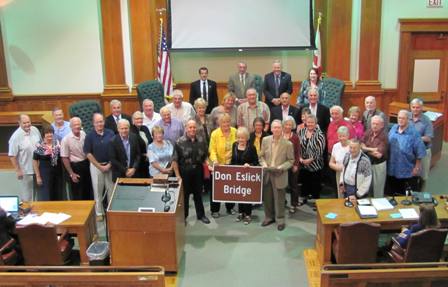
left=412, top=192, right=438, bottom=206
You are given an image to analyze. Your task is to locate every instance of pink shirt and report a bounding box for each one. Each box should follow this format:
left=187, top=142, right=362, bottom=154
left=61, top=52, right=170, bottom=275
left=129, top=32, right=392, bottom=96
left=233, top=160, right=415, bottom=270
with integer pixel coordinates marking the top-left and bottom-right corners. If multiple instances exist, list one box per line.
left=327, top=120, right=356, bottom=152
left=352, top=121, right=365, bottom=140
left=60, top=131, right=87, bottom=162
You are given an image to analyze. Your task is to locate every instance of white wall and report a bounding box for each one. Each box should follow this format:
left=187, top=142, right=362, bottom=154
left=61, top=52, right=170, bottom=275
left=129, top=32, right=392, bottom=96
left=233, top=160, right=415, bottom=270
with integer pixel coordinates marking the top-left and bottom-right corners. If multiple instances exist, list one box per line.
left=0, top=0, right=103, bottom=95
left=379, top=0, right=448, bottom=89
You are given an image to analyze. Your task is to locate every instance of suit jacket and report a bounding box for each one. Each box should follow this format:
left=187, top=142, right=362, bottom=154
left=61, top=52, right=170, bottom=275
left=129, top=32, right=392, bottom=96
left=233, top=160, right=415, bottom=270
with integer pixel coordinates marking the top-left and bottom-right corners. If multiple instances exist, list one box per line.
left=109, top=133, right=141, bottom=181
left=105, top=113, right=132, bottom=134
left=263, top=72, right=293, bottom=109
left=270, top=105, right=300, bottom=125
left=228, top=73, right=256, bottom=100
left=299, top=104, right=331, bottom=134
left=259, top=136, right=294, bottom=189
left=189, top=79, right=218, bottom=114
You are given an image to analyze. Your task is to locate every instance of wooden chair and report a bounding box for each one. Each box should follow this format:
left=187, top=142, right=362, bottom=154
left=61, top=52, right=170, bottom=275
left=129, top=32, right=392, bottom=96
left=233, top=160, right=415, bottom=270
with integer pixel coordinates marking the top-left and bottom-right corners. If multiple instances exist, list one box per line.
left=389, top=228, right=448, bottom=263
left=16, top=224, right=73, bottom=265
left=332, top=222, right=381, bottom=264
left=0, top=238, right=18, bottom=265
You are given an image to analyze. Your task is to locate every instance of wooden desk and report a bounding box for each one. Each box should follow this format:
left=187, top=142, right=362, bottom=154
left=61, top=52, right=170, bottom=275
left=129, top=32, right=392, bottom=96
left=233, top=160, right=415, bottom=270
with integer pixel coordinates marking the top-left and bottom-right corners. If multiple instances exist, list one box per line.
left=315, top=197, right=448, bottom=265
left=107, top=178, right=185, bottom=272
left=23, top=201, right=97, bottom=265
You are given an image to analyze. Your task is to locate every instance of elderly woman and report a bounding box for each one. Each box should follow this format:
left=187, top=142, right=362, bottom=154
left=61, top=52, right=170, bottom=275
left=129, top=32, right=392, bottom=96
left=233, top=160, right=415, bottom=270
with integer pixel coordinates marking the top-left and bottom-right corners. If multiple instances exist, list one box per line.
left=230, top=127, right=259, bottom=224
left=298, top=114, right=326, bottom=206
left=296, top=68, right=326, bottom=107
left=329, top=126, right=350, bottom=197
left=283, top=116, right=301, bottom=213
left=209, top=93, right=238, bottom=131
left=131, top=111, right=153, bottom=178
left=249, top=117, right=270, bottom=156
left=147, top=126, right=174, bottom=177
left=348, top=106, right=364, bottom=140
left=32, top=125, right=63, bottom=201
left=193, top=98, right=212, bottom=144
left=339, top=139, right=372, bottom=203
left=208, top=113, right=237, bottom=218
left=297, top=107, right=311, bottom=132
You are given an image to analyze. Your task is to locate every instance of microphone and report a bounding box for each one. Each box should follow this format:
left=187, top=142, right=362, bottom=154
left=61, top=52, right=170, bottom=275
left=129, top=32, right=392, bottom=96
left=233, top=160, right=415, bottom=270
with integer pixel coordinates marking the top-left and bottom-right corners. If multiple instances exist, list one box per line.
left=161, top=185, right=171, bottom=203
left=388, top=193, right=399, bottom=206
left=401, top=184, right=412, bottom=206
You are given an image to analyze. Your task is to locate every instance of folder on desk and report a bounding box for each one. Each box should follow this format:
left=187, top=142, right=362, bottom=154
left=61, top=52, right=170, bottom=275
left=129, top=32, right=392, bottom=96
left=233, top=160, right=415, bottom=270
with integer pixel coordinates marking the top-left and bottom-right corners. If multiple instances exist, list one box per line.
left=356, top=205, right=378, bottom=219
left=371, top=198, right=394, bottom=211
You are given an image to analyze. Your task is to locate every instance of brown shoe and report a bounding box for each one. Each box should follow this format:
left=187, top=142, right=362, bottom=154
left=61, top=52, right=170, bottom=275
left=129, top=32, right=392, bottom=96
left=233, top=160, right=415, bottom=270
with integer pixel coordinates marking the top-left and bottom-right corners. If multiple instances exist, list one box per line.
left=261, top=219, right=275, bottom=227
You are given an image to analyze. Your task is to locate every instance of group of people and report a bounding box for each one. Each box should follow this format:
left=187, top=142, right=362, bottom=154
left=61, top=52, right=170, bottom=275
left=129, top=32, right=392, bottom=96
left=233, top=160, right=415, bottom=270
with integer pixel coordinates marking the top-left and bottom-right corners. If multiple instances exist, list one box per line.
left=8, top=61, right=433, bottom=231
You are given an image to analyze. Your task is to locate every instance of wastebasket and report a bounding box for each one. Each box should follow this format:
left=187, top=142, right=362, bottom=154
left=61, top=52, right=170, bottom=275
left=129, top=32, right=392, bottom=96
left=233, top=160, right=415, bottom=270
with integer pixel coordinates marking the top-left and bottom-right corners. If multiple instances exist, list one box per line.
left=86, top=241, right=110, bottom=266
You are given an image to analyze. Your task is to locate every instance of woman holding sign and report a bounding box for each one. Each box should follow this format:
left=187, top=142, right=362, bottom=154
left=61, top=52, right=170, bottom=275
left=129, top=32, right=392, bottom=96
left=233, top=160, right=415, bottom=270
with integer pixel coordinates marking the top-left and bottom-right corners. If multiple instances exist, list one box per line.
left=230, top=127, right=259, bottom=224
left=209, top=113, right=237, bottom=218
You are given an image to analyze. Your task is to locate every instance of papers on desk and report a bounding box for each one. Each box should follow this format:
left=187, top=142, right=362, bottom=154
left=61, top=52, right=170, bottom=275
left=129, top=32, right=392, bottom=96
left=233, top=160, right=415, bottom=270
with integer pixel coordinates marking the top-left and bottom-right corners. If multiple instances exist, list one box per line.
left=357, top=198, right=370, bottom=205
left=371, top=198, right=394, bottom=211
left=399, top=208, right=419, bottom=219
left=424, top=111, right=443, bottom=121
left=356, top=205, right=378, bottom=219
left=17, top=212, right=71, bottom=226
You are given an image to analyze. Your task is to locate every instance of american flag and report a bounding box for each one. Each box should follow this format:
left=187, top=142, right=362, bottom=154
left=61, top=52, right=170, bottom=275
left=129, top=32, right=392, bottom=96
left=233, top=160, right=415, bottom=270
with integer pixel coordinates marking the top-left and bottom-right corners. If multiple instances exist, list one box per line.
left=157, top=31, right=173, bottom=97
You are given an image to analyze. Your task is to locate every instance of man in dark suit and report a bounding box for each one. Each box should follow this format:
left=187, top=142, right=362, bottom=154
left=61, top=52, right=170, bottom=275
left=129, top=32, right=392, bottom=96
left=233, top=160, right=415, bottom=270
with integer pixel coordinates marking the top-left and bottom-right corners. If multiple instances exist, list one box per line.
left=270, top=92, right=300, bottom=124
left=263, top=60, right=293, bottom=110
left=298, top=88, right=330, bottom=134
left=105, top=99, right=132, bottom=134
left=189, top=67, right=218, bottom=114
left=109, top=118, right=141, bottom=182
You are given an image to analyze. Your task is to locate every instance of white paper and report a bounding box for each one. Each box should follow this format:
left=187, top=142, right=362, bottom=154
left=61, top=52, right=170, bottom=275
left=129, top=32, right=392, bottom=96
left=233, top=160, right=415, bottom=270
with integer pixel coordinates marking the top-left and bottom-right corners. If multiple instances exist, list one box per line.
left=371, top=198, right=394, bottom=211
left=357, top=205, right=378, bottom=216
left=424, top=111, right=443, bottom=121
left=357, top=199, right=370, bottom=205
left=16, top=212, right=71, bottom=226
left=399, top=208, right=419, bottom=219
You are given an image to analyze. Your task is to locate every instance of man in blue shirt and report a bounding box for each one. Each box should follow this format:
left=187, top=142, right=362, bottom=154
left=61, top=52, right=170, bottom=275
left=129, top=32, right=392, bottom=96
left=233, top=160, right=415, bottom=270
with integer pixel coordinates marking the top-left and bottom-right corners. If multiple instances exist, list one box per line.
left=409, top=98, right=433, bottom=191
left=51, top=108, right=71, bottom=142
left=387, top=110, right=426, bottom=195
left=154, top=107, right=184, bottom=145
left=84, top=113, right=115, bottom=220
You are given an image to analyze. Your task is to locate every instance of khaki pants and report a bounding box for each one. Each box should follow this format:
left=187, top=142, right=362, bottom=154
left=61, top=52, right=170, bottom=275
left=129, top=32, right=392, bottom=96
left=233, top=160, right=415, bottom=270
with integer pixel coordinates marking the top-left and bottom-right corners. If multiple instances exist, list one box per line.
left=263, top=180, right=286, bottom=225
left=20, top=174, right=34, bottom=202
left=372, top=161, right=387, bottom=198
left=421, top=148, right=431, bottom=181
left=90, top=163, right=114, bottom=216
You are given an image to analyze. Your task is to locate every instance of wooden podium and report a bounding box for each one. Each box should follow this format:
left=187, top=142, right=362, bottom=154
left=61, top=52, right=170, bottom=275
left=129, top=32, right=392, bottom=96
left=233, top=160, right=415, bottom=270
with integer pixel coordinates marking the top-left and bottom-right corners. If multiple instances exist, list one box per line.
left=107, top=178, right=185, bottom=272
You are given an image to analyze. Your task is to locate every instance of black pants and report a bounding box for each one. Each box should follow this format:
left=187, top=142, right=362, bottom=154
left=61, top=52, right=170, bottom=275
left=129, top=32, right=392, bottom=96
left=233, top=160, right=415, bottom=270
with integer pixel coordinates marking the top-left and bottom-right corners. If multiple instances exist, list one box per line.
left=181, top=167, right=205, bottom=219
left=385, top=176, right=420, bottom=196
left=70, top=160, right=93, bottom=200
left=288, top=169, right=299, bottom=206
left=300, top=169, right=322, bottom=199
left=210, top=195, right=235, bottom=213
left=238, top=203, right=252, bottom=216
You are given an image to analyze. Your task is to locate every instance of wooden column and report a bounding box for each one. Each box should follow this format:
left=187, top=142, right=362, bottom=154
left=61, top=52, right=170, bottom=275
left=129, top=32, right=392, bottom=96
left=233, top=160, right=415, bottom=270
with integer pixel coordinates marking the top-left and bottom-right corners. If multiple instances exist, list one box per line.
left=0, top=24, right=12, bottom=102
left=324, top=0, right=352, bottom=83
left=357, top=0, right=382, bottom=90
left=100, top=0, right=129, bottom=94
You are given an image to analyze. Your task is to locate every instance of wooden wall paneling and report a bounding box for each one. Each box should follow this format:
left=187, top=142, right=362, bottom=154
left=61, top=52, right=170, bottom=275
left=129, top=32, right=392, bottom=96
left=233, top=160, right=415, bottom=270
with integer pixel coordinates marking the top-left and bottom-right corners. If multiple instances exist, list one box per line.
left=324, top=0, right=352, bottom=81
left=100, top=0, right=129, bottom=94
left=357, top=0, right=381, bottom=85
left=0, top=24, right=12, bottom=102
left=129, top=0, right=158, bottom=87
left=397, top=31, right=412, bottom=102
left=102, top=94, right=141, bottom=116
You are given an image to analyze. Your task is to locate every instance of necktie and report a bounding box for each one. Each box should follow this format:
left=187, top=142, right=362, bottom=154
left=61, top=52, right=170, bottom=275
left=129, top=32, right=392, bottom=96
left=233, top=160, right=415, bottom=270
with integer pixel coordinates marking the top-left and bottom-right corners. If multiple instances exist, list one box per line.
left=123, top=139, right=130, bottom=167
left=115, top=116, right=120, bottom=123
left=275, top=75, right=280, bottom=96
left=240, top=74, right=245, bottom=87
left=202, top=81, right=207, bottom=101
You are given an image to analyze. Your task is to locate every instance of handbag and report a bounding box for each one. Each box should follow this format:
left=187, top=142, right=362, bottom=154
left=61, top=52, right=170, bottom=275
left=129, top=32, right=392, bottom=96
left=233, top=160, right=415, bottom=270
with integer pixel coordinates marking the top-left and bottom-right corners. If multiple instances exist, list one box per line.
left=203, top=163, right=211, bottom=180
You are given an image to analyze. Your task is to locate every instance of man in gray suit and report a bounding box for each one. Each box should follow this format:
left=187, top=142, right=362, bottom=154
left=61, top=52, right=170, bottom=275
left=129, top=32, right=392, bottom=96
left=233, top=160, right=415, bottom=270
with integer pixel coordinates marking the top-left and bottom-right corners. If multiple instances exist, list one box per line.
left=228, top=62, right=256, bottom=105
left=259, top=119, right=294, bottom=231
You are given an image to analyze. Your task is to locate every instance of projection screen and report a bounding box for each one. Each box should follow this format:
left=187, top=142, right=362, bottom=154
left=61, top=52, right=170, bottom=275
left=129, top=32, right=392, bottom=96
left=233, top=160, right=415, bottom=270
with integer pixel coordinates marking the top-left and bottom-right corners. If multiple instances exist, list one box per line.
left=169, top=0, right=314, bottom=50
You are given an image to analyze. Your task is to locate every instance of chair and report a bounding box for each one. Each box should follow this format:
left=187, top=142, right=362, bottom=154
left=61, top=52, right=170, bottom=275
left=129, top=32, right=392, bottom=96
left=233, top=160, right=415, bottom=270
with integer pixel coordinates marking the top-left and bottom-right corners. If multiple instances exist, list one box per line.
left=69, top=100, right=102, bottom=134
left=253, top=74, right=264, bottom=101
left=16, top=224, right=73, bottom=265
left=332, top=222, right=380, bottom=264
left=0, top=238, right=18, bottom=265
left=321, top=77, right=345, bottom=108
left=137, top=80, right=165, bottom=113
left=389, top=228, right=448, bottom=263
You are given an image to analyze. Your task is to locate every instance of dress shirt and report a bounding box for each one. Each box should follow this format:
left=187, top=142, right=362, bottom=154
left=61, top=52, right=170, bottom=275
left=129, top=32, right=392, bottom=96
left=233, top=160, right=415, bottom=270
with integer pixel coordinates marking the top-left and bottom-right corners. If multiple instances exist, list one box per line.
left=309, top=104, right=317, bottom=116
left=166, top=102, right=196, bottom=124
left=201, top=80, right=208, bottom=97
left=209, top=127, right=237, bottom=164
left=327, top=120, right=356, bottom=152
left=8, top=126, right=42, bottom=174
left=154, top=118, right=184, bottom=146
left=121, top=137, right=130, bottom=167
left=84, top=128, right=115, bottom=163
left=237, top=102, right=270, bottom=133
left=409, top=112, right=433, bottom=148
left=143, top=112, right=161, bottom=134
left=282, top=105, right=289, bottom=121
left=362, top=128, right=388, bottom=164
left=173, top=135, right=208, bottom=169
left=51, top=121, right=71, bottom=142
left=60, top=131, right=87, bottom=163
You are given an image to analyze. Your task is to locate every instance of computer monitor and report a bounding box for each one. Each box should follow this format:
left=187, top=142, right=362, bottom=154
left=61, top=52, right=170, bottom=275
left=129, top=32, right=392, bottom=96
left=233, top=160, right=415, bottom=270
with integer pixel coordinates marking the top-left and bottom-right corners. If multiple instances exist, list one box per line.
left=0, top=196, right=20, bottom=213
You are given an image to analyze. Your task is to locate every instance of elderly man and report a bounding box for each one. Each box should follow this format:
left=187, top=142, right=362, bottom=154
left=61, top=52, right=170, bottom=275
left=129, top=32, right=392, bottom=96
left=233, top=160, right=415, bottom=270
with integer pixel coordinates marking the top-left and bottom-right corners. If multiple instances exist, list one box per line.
left=327, top=105, right=356, bottom=152
left=408, top=98, right=433, bottom=191
left=387, top=110, right=426, bottom=195
left=165, top=89, right=196, bottom=124
left=298, top=88, right=330, bottom=134
left=105, top=99, right=132, bottom=134
left=142, top=99, right=161, bottom=134
left=84, top=113, right=115, bottom=219
left=259, top=120, right=294, bottom=231
left=361, top=115, right=388, bottom=198
left=172, top=120, right=210, bottom=224
left=61, top=117, right=93, bottom=200
left=154, top=107, right=184, bottom=145
left=237, top=88, right=270, bottom=133
left=362, top=96, right=387, bottom=130
left=189, top=67, right=218, bottom=113
left=8, top=114, right=42, bottom=201
left=51, top=107, right=70, bottom=142
left=228, top=62, right=256, bottom=105
left=270, top=92, right=300, bottom=124
left=108, top=119, right=141, bottom=182
left=263, top=60, right=293, bottom=110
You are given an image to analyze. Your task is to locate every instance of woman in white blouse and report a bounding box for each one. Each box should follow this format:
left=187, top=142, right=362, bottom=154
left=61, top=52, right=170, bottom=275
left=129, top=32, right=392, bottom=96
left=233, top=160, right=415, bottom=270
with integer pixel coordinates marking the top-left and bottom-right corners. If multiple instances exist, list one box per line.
left=329, top=126, right=350, bottom=198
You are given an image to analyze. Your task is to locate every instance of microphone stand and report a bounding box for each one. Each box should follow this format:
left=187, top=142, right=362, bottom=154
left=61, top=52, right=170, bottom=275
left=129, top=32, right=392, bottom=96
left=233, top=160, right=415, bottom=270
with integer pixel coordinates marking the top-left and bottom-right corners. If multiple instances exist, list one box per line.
left=388, top=193, right=398, bottom=206
left=161, top=184, right=171, bottom=203
left=401, top=184, right=412, bottom=206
